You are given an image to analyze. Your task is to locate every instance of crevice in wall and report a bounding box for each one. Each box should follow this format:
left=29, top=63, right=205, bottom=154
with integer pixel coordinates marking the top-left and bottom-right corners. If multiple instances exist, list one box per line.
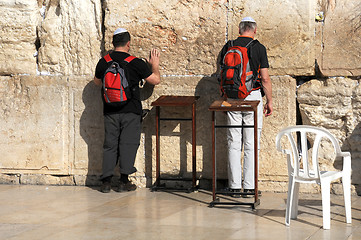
left=294, top=76, right=314, bottom=87
left=349, top=76, right=361, bottom=80
left=100, top=0, right=106, bottom=56
left=35, top=0, right=48, bottom=75
left=225, top=0, right=230, bottom=42
left=294, top=76, right=313, bottom=127
left=315, top=59, right=327, bottom=80
left=51, top=174, right=70, bottom=177
left=34, top=28, right=41, bottom=65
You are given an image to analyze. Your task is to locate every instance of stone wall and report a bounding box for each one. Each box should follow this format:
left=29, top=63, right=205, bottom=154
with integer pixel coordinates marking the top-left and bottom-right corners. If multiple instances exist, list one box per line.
left=0, top=0, right=360, bottom=194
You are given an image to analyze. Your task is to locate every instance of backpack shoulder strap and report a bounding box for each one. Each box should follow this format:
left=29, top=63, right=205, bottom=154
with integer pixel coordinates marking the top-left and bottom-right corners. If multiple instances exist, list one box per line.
left=104, top=54, right=112, bottom=63
left=246, top=39, right=259, bottom=49
left=124, top=55, right=136, bottom=63
left=225, top=40, right=234, bottom=50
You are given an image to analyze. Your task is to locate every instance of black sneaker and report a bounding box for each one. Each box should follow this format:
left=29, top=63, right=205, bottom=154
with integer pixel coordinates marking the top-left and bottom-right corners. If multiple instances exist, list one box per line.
left=100, top=181, right=111, bottom=193
left=116, top=181, right=137, bottom=192
left=229, top=188, right=242, bottom=198
left=243, top=189, right=262, bottom=198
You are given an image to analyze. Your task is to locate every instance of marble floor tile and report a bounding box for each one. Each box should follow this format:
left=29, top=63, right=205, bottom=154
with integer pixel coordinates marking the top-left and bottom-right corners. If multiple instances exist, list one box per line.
left=0, top=185, right=360, bottom=240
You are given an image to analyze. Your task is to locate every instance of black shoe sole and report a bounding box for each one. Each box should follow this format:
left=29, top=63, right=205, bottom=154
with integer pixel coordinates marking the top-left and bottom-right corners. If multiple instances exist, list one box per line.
left=100, top=183, right=111, bottom=193
left=100, top=187, right=111, bottom=193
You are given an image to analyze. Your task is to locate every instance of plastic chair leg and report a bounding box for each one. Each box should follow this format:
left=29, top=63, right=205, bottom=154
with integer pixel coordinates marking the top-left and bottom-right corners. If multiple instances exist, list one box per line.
left=285, top=177, right=295, bottom=226
left=342, top=175, right=352, bottom=224
left=321, top=181, right=331, bottom=229
left=291, top=182, right=300, bottom=219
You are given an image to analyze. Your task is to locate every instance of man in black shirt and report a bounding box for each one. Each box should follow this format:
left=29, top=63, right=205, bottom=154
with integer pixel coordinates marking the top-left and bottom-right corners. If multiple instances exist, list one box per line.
left=94, top=28, right=160, bottom=193
left=219, top=17, right=273, bottom=197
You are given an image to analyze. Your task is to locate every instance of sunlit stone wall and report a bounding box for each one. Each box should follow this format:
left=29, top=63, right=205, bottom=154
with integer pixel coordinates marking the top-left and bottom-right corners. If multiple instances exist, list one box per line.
left=0, top=0, right=360, bottom=194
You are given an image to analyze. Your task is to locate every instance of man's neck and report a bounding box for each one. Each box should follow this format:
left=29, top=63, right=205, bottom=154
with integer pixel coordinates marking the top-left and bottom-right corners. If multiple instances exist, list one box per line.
left=114, top=46, right=129, bottom=53
left=239, top=35, right=254, bottom=39
left=239, top=30, right=255, bottom=39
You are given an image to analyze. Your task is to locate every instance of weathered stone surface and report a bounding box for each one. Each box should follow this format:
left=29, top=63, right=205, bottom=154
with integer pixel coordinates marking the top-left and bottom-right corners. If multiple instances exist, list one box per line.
left=228, top=0, right=316, bottom=76
left=0, top=0, right=39, bottom=75
left=260, top=180, right=321, bottom=193
left=0, top=174, right=20, bottom=185
left=37, top=0, right=102, bottom=76
left=0, top=76, right=69, bottom=173
left=316, top=0, right=361, bottom=76
left=259, top=76, right=297, bottom=182
left=143, top=76, right=297, bottom=185
left=73, top=175, right=100, bottom=186
left=0, top=1, right=360, bottom=193
left=0, top=74, right=298, bottom=189
left=71, top=78, right=103, bottom=176
left=297, top=78, right=356, bottom=139
left=20, top=174, right=74, bottom=185
left=103, top=0, right=227, bottom=76
left=332, top=183, right=357, bottom=195
left=141, top=76, right=215, bottom=181
left=297, top=77, right=361, bottom=184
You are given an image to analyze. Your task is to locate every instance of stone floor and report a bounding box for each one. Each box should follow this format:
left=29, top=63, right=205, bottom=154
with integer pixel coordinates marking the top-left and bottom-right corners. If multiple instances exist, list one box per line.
left=0, top=185, right=360, bottom=240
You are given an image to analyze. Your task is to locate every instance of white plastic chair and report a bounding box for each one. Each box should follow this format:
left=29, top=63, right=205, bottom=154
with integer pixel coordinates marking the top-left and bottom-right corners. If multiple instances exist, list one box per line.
left=276, top=125, right=352, bottom=229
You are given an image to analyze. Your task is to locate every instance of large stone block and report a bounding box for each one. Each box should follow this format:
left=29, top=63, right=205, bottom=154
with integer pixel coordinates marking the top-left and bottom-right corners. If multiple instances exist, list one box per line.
left=0, top=0, right=39, bottom=75
left=37, top=0, right=102, bottom=76
left=70, top=78, right=104, bottom=176
left=0, top=174, right=20, bottom=185
left=103, top=0, right=227, bottom=76
left=316, top=0, right=361, bottom=76
left=143, top=75, right=297, bottom=184
left=297, top=78, right=356, bottom=139
left=20, top=174, right=74, bottom=185
left=141, top=76, right=215, bottom=181
left=297, top=77, right=361, bottom=184
left=260, top=76, right=297, bottom=182
left=0, top=76, right=69, bottom=174
left=228, top=0, right=316, bottom=76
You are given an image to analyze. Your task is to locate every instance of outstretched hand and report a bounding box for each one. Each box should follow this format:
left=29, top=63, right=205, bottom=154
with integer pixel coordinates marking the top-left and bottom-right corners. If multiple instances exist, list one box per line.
left=147, top=49, right=160, bottom=67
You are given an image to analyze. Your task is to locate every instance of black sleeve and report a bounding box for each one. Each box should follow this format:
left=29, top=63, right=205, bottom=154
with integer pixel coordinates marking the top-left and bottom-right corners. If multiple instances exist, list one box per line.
left=95, top=58, right=107, bottom=79
left=259, top=44, right=269, bottom=69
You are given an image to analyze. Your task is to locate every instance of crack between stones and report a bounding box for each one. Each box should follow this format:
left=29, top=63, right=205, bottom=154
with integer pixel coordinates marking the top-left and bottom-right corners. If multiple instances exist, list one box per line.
left=100, top=0, right=106, bottom=56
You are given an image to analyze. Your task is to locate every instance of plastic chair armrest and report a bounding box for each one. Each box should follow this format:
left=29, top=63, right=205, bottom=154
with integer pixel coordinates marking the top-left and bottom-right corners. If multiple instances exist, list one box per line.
left=339, top=152, right=351, bottom=173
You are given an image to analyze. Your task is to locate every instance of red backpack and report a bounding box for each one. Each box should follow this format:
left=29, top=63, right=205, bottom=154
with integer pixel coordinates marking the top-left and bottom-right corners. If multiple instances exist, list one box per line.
left=220, top=40, right=259, bottom=99
left=102, top=54, right=136, bottom=104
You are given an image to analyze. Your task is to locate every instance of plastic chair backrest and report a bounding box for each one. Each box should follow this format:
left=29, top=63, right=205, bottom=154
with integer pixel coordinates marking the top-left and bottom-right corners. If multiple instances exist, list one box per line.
left=276, top=125, right=342, bottom=181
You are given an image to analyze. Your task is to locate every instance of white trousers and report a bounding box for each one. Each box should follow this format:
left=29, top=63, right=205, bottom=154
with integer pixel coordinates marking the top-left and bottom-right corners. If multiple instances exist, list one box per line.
left=227, top=90, right=263, bottom=189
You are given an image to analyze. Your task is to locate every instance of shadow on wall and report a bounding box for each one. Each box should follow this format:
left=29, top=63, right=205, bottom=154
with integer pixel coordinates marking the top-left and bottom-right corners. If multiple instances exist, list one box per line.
left=139, top=82, right=157, bottom=187
left=194, top=49, right=231, bottom=187
left=79, top=80, right=156, bottom=187
left=140, top=45, right=226, bottom=188
left=78, top=55, right=226, bottom=188
left=142, top=106, right=193, bottom=188
left=195, top=75, right=229, bottom=187
left=340, top=122, right=361, bottom=196
left=79, top=81, right=104, bottom=186
left=140, top=76, right=223, bottom=188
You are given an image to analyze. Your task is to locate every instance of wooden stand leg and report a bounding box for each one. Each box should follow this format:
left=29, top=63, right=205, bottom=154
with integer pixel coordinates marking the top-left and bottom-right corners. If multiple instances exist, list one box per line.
left=155, top=106, right=160, bottom=187
left=254, top=109, right=258, bottom=203
left=212, top=111, right=216, bottom=201
left=192, top=102, right=196, bottom=189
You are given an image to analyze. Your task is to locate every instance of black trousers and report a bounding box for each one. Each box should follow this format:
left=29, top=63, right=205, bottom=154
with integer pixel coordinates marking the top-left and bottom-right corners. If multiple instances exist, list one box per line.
left=101, top=112, right=141, bottom=180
